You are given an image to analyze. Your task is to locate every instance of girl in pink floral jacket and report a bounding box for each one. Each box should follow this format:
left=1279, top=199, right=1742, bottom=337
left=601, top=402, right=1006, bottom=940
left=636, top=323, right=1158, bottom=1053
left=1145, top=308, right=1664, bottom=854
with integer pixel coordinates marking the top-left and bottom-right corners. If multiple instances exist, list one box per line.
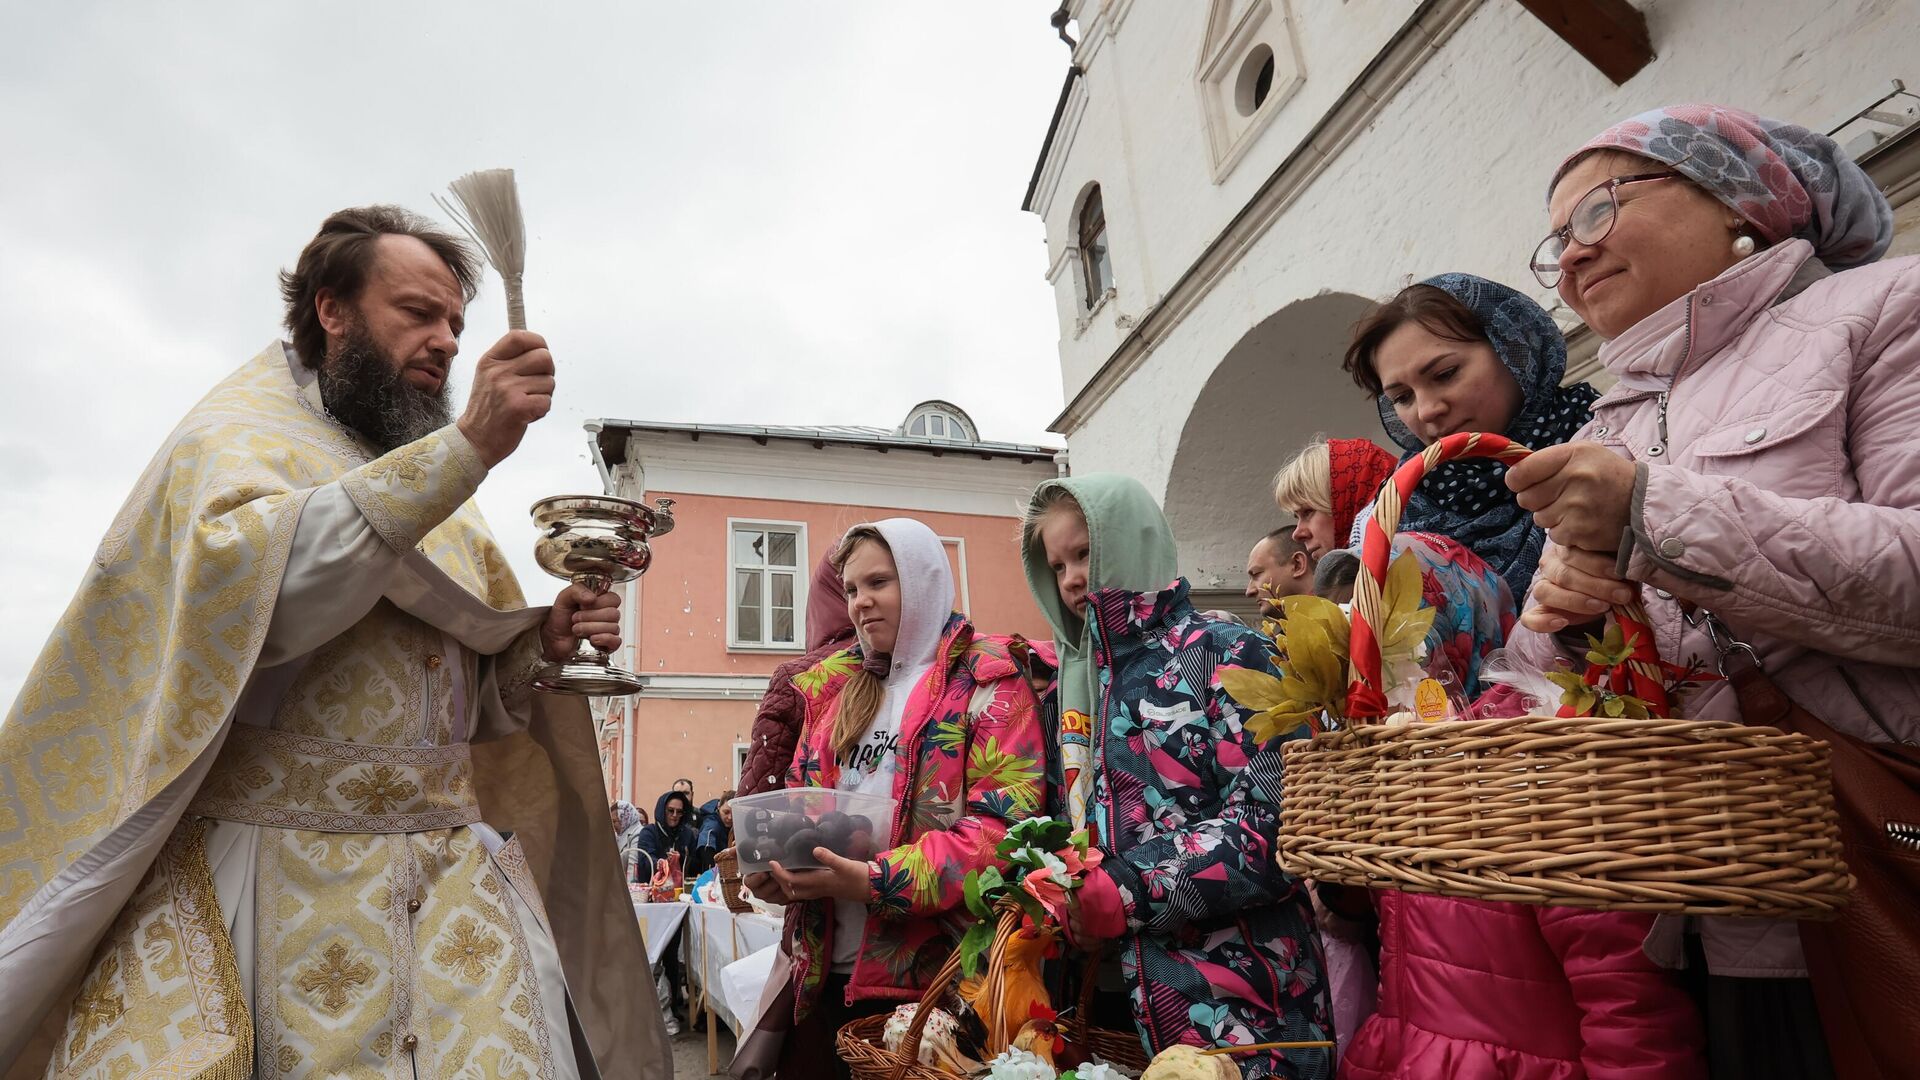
left=747, top=518, right=1044, bottom=1076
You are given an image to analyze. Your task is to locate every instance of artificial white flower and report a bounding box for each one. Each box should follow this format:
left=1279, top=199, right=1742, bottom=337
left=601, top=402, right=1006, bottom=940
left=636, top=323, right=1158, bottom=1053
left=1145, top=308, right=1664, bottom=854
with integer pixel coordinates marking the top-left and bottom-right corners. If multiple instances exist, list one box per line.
left=1076, top=1062, right=1135, bottom=1080
left=986, top=1046, right=1057, bottom=1080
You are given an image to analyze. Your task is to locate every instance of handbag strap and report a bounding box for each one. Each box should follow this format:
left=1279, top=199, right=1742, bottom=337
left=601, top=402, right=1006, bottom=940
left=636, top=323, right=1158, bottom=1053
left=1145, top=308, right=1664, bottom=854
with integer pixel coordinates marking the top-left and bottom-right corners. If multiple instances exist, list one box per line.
left=1684, top=606, right=1821, bottom=741
left=1684, top=603, right=1911, bottom=746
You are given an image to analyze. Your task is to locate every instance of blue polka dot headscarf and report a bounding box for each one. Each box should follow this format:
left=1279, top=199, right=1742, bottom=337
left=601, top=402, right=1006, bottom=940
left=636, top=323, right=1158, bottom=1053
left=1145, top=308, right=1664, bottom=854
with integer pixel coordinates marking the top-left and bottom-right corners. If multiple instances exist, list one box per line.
left=1374, top=273, right=1598, bottom=603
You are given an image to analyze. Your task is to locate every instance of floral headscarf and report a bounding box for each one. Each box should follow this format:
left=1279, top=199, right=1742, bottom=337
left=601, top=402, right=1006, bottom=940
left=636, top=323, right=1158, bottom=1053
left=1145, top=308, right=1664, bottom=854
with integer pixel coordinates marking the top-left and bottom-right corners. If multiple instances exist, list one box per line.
left=612, top=800, right=643, bottom=834
left=1377, top=273, right=1597, bottom=603
left=1554, top=103, right=1892, bottom=270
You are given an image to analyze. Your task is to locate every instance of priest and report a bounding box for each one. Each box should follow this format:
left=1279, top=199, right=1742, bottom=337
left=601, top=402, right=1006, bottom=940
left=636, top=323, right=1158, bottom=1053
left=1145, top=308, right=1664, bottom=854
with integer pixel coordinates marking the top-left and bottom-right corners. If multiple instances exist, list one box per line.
left=0, top=205, right=667, bottom=1079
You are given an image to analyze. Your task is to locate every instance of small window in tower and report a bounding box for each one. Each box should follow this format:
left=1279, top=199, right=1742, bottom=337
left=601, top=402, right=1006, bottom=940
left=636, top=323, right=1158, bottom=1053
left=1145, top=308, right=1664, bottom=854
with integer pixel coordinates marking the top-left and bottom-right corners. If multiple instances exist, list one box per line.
left=1078, top=186, right=1112, bottom=308
left=1235, top=44, right=1276, bottom=117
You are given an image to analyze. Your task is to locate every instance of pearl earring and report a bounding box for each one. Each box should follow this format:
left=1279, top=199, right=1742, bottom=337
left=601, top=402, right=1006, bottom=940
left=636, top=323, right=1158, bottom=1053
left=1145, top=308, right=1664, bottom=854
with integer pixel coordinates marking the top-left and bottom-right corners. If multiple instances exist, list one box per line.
left=1732, top=234, right=1757, bottom=258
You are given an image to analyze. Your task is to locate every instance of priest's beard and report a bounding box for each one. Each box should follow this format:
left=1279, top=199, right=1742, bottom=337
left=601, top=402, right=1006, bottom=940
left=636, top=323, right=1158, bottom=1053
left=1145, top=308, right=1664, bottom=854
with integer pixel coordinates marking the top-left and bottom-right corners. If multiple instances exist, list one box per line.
left=316, top=322, right=453, bottom=452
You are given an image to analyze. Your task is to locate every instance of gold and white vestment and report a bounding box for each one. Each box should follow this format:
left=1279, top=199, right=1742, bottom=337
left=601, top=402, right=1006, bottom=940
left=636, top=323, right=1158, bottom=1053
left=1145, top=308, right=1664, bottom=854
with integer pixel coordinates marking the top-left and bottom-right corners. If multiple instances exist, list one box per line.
left=0, top=344, right=666, bottom=1080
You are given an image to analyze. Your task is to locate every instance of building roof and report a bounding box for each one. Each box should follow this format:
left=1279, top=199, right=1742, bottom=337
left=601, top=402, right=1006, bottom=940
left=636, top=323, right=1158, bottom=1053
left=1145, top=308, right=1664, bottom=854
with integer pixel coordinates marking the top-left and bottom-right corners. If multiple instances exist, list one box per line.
left=589, top=417, right=1062, bottom=468
left=1022, top=65, right=1082, bottom=213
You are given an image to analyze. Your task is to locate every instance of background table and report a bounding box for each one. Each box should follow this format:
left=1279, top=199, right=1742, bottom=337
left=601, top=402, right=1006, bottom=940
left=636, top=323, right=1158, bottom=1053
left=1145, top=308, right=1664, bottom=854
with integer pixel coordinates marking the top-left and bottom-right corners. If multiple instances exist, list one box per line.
left=681, top=904, right=782, bottom=1073
left=632, top=901, right=691, bottom=967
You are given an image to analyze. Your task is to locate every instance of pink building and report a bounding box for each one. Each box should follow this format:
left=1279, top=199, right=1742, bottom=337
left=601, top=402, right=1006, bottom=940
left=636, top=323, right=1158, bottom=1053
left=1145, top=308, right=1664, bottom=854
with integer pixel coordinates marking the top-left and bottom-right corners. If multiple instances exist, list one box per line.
left=585, top=401, right=1062, bottom=808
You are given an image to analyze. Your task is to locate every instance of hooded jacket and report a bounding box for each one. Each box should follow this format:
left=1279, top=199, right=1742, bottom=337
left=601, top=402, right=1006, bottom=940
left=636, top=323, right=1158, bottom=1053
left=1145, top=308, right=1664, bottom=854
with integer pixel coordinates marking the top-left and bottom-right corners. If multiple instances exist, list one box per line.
left=637, top=792, right=695, bottom=873
left=738, top=551, right=857, bottom=797
left=782, top=519, right=1045, bottom=1014
left=1021, top=475, right=1333, bottom=1080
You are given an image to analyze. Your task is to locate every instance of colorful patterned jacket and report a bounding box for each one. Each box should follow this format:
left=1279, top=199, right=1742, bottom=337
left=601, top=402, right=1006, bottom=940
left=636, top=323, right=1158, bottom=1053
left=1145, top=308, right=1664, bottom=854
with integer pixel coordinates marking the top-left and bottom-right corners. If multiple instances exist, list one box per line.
left=1081, top=580, right=1334, bottom=1080
left=784, top=614, right=1045, bottom=1016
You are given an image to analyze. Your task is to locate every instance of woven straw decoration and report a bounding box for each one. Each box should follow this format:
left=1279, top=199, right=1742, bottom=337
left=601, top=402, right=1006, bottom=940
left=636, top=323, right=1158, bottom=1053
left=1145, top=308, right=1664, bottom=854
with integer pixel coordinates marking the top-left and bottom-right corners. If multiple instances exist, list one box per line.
left=836, top=904, right=1149, bottom=1080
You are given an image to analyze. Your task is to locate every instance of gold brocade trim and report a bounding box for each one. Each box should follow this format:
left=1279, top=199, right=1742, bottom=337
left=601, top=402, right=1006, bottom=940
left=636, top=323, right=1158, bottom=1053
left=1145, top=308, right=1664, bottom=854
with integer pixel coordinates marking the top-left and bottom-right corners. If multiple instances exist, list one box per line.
left=491, top=835, right=551, bottom=936
left=188, top=726, right=481, bottom=834
left=339, top=426, right=487, bottom=554
left=48, top=819, right=252, bottom=1080
left=495, top=629, right=548, bottom=709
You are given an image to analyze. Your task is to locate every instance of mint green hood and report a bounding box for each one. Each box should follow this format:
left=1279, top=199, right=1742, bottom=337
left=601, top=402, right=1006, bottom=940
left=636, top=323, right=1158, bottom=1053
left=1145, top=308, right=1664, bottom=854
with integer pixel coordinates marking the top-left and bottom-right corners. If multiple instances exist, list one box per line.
left=1021, top=473, right=1180, bottom=649
left=1021, top=474, right=1178, bottom=823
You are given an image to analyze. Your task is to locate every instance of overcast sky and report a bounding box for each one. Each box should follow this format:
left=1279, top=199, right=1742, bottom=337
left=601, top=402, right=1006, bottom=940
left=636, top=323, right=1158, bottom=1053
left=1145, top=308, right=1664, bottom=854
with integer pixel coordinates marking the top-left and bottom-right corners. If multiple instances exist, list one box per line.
left=0, top=6, right=1072, bottom=704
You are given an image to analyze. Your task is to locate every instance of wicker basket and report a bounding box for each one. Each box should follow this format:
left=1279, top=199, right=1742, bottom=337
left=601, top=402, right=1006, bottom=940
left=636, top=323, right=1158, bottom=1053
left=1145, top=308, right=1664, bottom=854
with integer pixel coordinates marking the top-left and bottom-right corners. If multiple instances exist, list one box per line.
left=1279, top=432, right=1852, bottom=918
left=837, top=905, right=1149, bottom=1080
left=715, top=848, right=754, bottom=915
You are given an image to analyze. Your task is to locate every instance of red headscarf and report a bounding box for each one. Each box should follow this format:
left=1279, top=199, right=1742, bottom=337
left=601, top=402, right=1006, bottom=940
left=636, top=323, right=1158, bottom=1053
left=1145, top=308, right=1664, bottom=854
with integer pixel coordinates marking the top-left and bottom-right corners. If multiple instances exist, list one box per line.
left=1328, top=438, right=1398, bottom=543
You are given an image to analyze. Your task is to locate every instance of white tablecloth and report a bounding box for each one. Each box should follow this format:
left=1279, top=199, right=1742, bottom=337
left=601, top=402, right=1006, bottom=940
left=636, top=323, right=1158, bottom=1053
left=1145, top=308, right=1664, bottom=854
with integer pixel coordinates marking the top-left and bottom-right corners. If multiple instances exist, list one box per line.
left=632, top=901, right=690, bottom=967
left=682, top=905, right=782, bottom=1034
left=720, top=945, right=781, bottom=1034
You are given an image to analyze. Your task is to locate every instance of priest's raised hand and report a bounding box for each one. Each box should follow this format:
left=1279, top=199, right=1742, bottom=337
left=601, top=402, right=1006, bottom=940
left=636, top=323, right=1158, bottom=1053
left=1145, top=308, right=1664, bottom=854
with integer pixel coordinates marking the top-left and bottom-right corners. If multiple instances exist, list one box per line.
left=458, top=328, right=555, bottom=467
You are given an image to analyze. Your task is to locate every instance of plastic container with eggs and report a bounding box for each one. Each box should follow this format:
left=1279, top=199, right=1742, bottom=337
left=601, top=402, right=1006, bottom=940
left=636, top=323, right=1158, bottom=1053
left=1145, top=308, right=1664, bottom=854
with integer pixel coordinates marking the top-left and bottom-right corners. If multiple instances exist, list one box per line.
left=730, top=788, right=897, bottom=875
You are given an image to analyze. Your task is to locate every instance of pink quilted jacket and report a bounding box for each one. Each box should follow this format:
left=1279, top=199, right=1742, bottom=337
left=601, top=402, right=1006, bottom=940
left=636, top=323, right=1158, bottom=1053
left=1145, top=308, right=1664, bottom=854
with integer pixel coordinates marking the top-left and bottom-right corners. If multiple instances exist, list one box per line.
left=1507, top=239, right=1920, bottom=975
left=1339, top=893, right=1704, bottom=1080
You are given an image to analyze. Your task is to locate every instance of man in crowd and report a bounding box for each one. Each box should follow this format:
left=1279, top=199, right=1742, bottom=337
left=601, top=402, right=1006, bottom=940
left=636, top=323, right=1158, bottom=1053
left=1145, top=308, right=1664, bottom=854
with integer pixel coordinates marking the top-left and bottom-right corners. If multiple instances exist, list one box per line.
left=0, top=206, right=665, bottom=1079
left=1245, top=527, right=1316, bottom=618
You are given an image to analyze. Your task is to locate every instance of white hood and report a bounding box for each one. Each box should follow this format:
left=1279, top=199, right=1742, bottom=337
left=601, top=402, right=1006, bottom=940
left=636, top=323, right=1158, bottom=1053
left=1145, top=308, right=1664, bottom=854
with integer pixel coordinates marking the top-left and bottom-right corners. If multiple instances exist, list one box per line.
left=867, top=518, right=955, bottom=685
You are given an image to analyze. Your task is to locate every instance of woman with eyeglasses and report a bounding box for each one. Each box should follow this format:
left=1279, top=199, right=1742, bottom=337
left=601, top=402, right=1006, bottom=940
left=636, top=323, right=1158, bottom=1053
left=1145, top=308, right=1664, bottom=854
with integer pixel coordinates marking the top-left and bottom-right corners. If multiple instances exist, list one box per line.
left=1339, top=274, right=1598, bottom=604
left=1501, top=104, right=1919, bottom=1080
left=637, top=790, right=697, bottom=879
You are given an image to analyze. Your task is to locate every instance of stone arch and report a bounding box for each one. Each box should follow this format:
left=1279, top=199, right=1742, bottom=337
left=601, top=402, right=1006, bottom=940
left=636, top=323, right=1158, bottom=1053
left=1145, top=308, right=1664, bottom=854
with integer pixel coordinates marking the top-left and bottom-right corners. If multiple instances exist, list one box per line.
left=1160, top=291, right=1391, bottom=618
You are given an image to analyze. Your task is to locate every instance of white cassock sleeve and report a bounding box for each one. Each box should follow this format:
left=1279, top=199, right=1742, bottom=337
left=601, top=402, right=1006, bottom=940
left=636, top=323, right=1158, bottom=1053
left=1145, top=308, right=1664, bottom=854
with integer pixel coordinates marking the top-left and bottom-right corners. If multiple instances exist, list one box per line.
left=257, top=483, right=405, bottom=667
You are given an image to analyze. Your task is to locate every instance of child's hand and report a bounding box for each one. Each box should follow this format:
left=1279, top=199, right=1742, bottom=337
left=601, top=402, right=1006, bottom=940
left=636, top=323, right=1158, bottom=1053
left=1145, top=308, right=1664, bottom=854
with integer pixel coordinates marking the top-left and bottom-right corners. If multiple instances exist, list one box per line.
left=768, top=851, right=873, bottom=903
left=742, top=870, right=785, bottom=905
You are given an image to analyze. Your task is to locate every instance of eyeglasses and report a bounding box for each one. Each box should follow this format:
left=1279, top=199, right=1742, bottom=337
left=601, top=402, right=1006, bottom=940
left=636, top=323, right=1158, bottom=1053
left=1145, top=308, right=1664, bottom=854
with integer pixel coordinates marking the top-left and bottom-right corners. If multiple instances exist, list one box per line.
left=1531, top=172, right=1677, bottom=288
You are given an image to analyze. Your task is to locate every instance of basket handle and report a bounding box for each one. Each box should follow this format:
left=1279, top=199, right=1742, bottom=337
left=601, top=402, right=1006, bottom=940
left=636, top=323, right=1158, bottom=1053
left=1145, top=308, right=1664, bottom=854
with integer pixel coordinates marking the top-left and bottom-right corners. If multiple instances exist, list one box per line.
left=890, top=903, right=1024, bottom=1080
left=1345, top=432, right=1670, bottom=722
left=891, top=902, right=1101, bottom=1078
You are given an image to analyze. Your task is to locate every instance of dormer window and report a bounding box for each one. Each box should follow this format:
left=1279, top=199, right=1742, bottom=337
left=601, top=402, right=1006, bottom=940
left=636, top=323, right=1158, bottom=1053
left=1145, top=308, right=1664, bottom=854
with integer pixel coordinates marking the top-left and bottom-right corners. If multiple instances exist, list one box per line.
left=901, top=402, right=978, bottom=443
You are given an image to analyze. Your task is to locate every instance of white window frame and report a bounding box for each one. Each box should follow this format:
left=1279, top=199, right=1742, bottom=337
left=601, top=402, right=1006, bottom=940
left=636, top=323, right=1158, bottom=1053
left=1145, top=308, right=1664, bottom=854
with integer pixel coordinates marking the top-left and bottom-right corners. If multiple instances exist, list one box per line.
left=1195, top=0, right=1305, bottom=182
left=904, top=403, right=978, bottom=443
left=938, top=536, right=971, bottom=613
left=733, top=743, right=750, bottom=791
left=726, top=518, right=809, bottom=652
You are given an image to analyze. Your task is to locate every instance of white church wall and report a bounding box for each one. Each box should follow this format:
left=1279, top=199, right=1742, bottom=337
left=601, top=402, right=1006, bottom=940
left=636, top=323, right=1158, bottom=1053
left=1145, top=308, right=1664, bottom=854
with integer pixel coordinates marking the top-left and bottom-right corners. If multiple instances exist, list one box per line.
left=1037, top=0, right=1915, bottom=579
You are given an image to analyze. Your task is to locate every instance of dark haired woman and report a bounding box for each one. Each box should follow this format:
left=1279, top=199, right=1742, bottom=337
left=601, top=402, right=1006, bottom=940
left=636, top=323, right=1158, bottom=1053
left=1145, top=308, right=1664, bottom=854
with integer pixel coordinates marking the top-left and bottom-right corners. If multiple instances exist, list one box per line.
left=1342, top=275, right=1597, bottom=602
left=744, top=518, right=1044, bottom=1079
left=637, top=790, right=696, bottom=880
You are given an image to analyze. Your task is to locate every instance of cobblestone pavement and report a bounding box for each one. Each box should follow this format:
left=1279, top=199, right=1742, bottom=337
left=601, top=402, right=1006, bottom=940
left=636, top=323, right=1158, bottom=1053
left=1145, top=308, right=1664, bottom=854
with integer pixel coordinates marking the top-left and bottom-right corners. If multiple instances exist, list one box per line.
left=669, top=1019, right=738, bottom=1078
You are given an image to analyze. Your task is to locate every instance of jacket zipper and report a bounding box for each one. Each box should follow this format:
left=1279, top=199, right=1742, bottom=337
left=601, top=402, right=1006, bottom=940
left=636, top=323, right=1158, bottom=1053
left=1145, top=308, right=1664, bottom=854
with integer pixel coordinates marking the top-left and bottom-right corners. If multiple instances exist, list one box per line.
left=1087, top=596, right=1164, bottom=1052
left=858, top=628, right=956, bottom=1005
left=1890, top=822, right=1920, bottom=852
left=1646, top=296, right=1699, bottom=459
